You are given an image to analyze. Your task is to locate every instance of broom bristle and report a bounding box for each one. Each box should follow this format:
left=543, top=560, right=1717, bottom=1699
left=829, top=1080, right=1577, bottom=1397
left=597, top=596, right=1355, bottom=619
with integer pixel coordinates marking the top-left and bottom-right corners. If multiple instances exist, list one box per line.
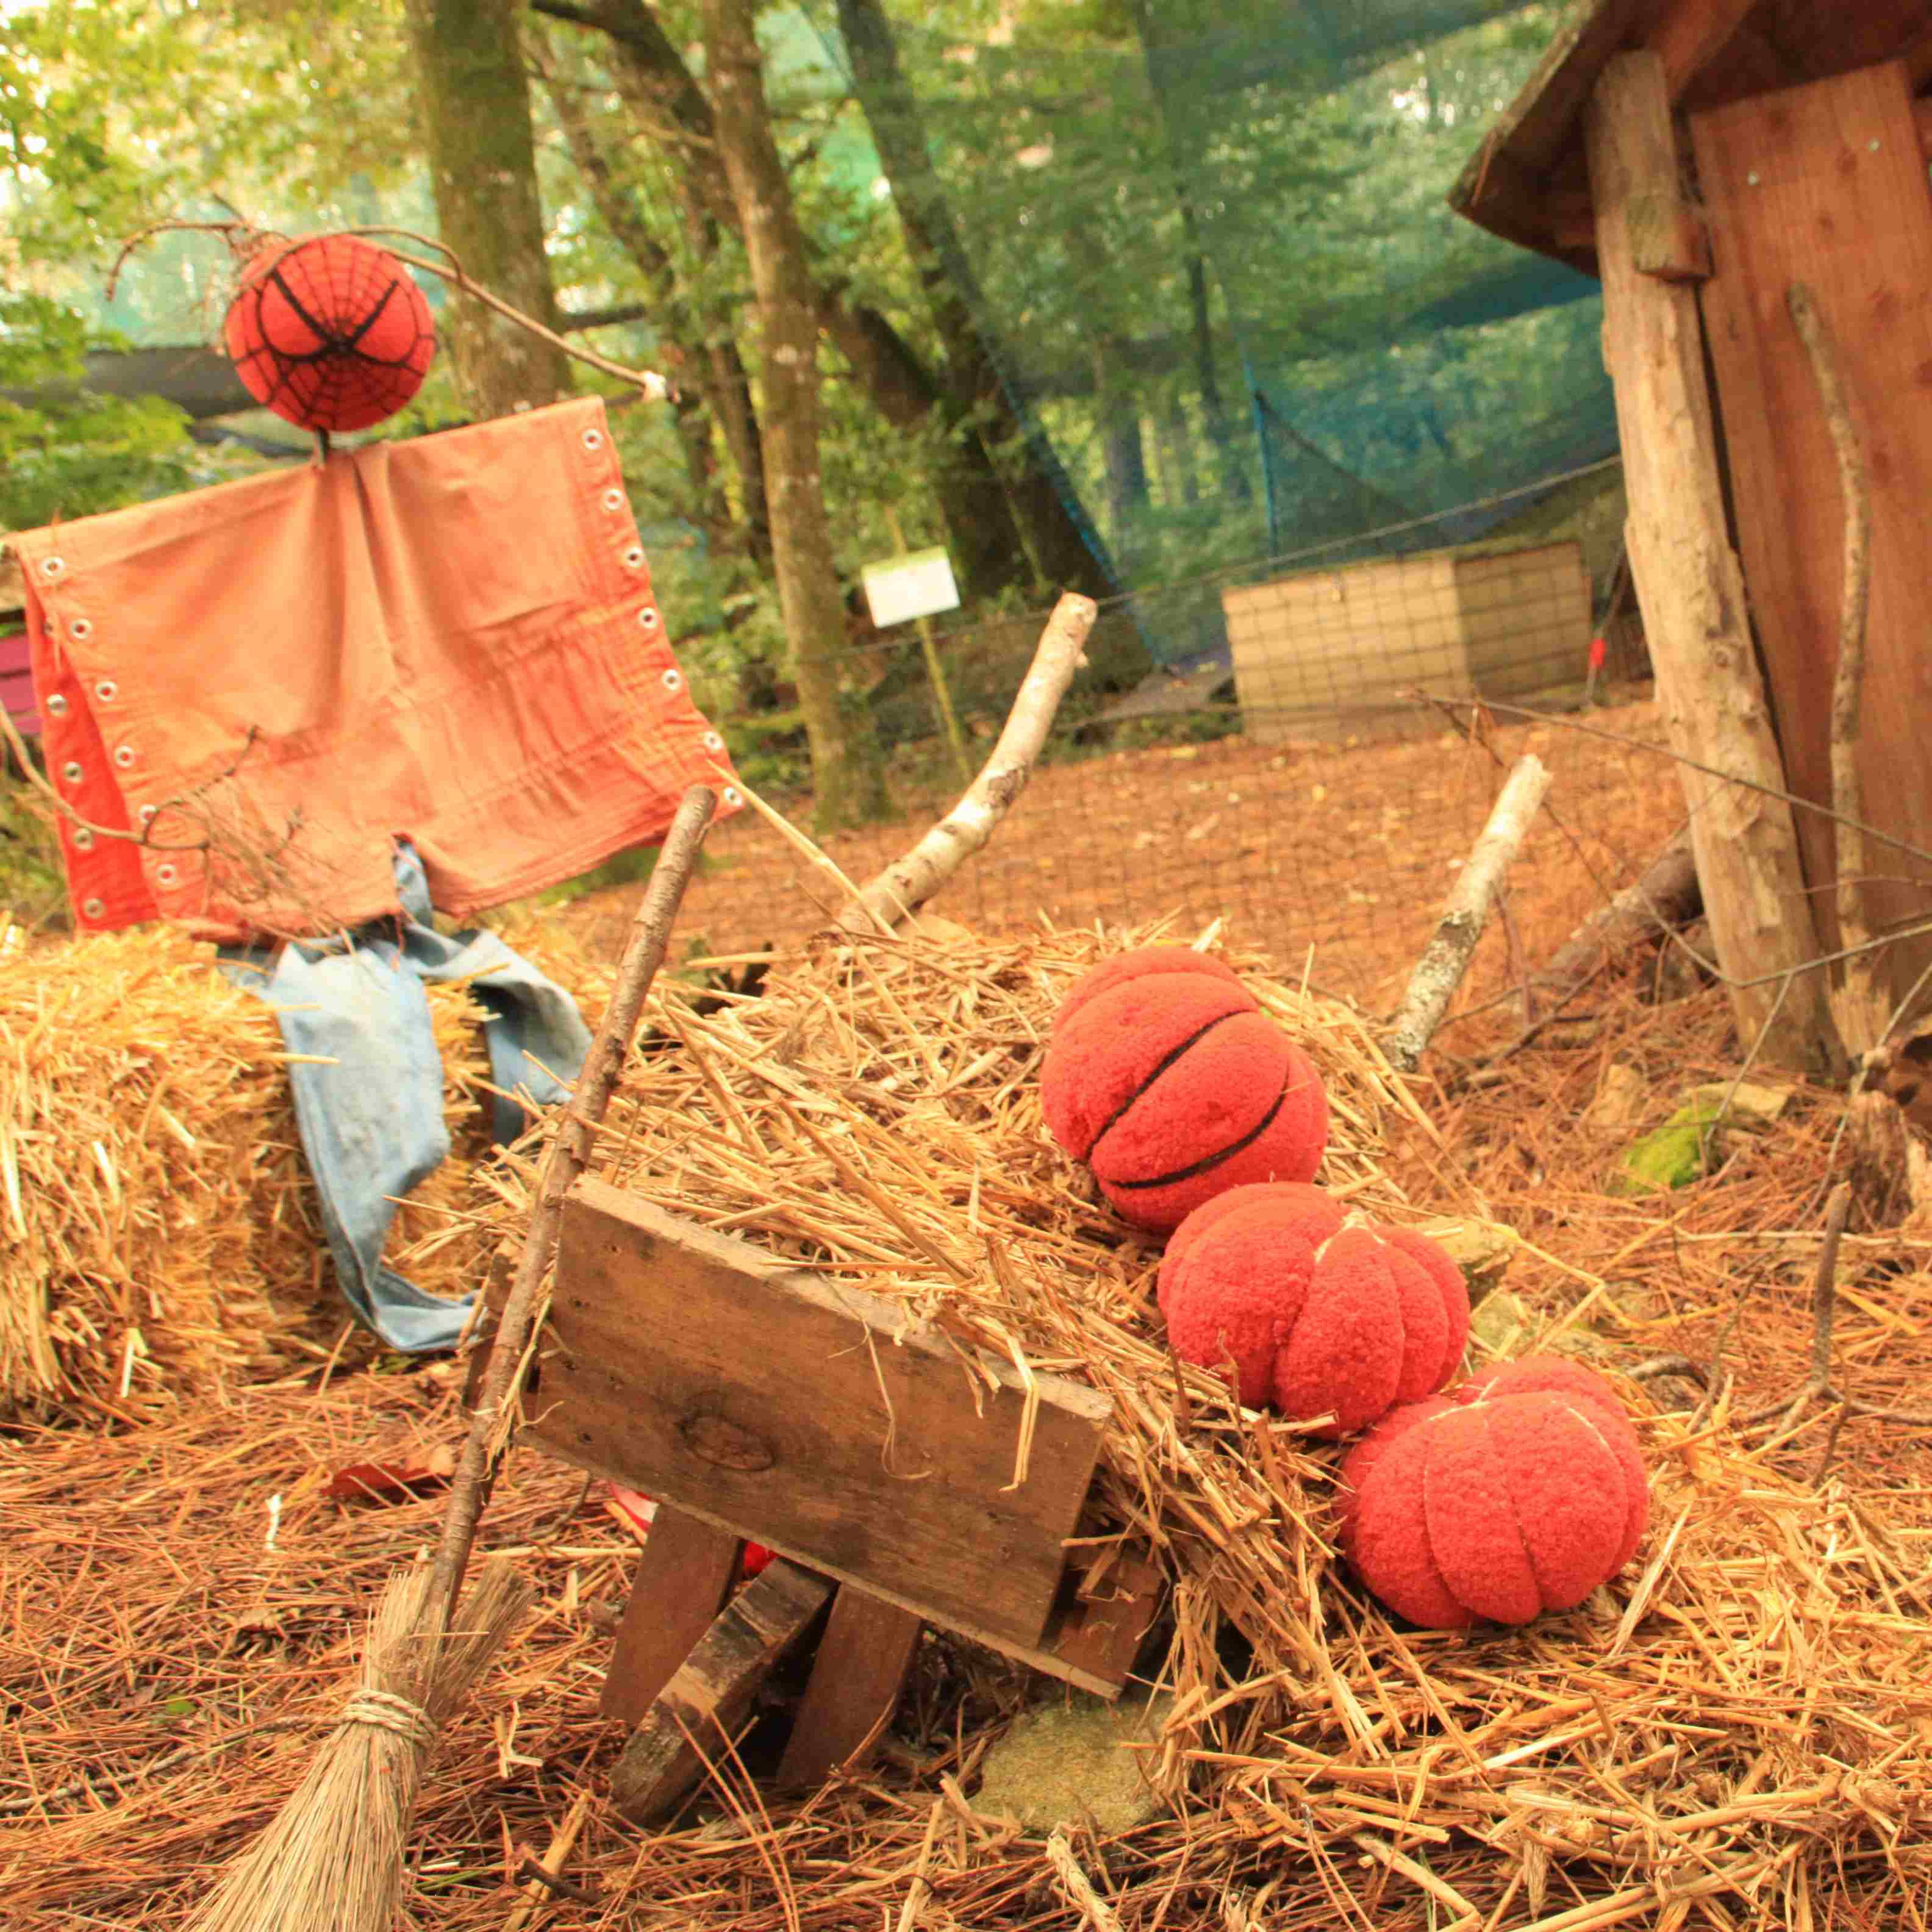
left=184, top=1560, right=534, bottom=1932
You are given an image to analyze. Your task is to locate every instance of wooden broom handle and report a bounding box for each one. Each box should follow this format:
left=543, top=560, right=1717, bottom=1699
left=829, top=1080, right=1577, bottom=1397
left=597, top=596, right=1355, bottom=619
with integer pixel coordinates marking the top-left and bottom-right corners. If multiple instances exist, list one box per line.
left=426, top=782, right=718, bottom=1630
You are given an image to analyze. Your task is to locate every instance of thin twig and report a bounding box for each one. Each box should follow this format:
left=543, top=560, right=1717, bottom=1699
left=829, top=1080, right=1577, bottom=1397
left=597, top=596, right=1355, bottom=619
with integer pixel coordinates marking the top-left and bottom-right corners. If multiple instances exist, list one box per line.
left=424, top=784, right=717, bottom=1634
left=1733, top=1183, right=1932, bottom=1433
left=838, top=592, right=1098, bottom=934
left=1789, top=279, right=1883, bottom=1056
left=1046, top=1831, right=1125, bottom=1932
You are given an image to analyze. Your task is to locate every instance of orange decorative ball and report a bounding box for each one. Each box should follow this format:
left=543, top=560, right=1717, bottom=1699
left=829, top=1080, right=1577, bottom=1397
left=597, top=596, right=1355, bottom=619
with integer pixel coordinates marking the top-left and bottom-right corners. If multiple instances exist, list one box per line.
left=223, top=234, right=435, bottom=434
left=1040, top=946, right=1328, bottom=1232
left=1337, top=1356, right=1649, bottom=1629
left=1158, top=1186, right=1469, bottom=1431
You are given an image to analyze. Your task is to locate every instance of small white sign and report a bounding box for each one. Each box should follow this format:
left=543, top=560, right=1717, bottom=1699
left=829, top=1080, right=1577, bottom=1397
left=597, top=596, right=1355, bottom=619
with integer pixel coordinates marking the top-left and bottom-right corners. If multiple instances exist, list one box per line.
left=861, top=546, right=961, bottom=628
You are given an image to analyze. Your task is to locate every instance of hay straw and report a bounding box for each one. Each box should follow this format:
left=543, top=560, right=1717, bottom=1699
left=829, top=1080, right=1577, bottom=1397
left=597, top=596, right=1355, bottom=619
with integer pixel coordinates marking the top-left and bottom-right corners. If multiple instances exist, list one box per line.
left=458, top=916, right=1932, bottom=1924
left=0, top=918, right=611, bottom=1421
left=9, top=927, right=1932, bottom=1930
left=182, top=1559, right=535, bottom=1932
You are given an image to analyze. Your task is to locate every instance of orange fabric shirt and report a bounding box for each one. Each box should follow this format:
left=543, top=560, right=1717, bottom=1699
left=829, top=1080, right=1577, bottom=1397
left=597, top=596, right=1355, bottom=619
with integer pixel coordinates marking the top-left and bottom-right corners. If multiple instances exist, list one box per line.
left=15, top=396, right=740, bottom=940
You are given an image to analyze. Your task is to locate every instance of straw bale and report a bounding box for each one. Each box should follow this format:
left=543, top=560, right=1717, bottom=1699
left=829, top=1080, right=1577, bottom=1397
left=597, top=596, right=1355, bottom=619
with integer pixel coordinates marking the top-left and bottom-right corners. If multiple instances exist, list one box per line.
left=0, top=924, right=555, bottom=1422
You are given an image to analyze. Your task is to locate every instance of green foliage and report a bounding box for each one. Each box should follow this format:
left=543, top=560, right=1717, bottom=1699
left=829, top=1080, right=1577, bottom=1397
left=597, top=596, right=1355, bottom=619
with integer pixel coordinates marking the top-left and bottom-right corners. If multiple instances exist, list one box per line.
left=0, top=295, right=205, bottom=526
left=0, top=769, right=68, bottom=928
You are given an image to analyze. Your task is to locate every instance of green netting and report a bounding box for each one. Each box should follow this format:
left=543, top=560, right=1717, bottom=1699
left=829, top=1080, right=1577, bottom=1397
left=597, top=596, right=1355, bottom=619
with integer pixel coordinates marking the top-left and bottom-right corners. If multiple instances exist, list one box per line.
left=825, top=1, right=1617, bottom=666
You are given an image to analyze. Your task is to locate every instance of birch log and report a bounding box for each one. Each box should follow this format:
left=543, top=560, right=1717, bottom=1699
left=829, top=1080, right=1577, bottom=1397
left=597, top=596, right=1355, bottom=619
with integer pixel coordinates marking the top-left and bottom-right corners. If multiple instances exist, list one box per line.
left=1385, top=754, right=1551, bottom=1074
left=837, top=592, right=1097, bottom=933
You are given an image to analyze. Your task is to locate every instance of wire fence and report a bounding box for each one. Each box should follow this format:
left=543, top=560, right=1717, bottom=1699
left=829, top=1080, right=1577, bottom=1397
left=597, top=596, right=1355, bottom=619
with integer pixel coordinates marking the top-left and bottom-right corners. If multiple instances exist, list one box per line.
left=608, top=518, right=1681, bottom=1016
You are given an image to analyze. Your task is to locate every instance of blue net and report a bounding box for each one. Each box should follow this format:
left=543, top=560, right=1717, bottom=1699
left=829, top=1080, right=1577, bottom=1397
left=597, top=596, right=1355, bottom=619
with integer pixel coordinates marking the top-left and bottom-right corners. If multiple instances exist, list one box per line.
left=821, top=2, right=1620, bottom=666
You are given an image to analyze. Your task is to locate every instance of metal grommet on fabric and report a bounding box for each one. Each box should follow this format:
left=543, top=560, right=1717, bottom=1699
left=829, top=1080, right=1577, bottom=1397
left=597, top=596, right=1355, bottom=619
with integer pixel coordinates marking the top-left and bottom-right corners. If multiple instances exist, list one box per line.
left=72, top=827, right=94, bottom=851
left=95, top=679, right=118, bottom=703
left=139, top=803, right=159, bottom=825
left=601, top=487, right=624, bottom=512
left=581, top=428, right=604, bottom=451
left=722, top=787, right=743, bottom=808
left=40, top=556, right=66, bottom=580
left=703, top=731, right=724, bottom=753
left=638, top=607, right=660, bottom=632
left=61, top=759, right=82, bottom=784
left=46, top=693, right=69, bottom=718
left=70, top=617, right=94, bottom=642
left=660, top=667, right=683, bottom=692
left=82, top=897, right=104, bottom=919
left=156, top=864, right=178, bottom=886
left=622, top=545, right=645, bottom=570
left=113, top=744, right=136, bottom=768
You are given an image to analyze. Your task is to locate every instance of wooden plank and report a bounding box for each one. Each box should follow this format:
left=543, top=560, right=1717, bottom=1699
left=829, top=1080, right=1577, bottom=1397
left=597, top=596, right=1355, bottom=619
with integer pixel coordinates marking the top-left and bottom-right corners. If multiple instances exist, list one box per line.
left=1585, top=49, right=1832, bottom=1067
left=599, top=1506, right=743, bottom=1726
left=610, top=1557, right=835, bottom=1824
left=1651, top=0, right=1761, bottom=98
left=538, top=1178, right=1109, bottom=1656
left=776, top=1588, right=923, bottom=1791
left=1037, top=1551, right=1165, bottom=1689
left=1691, top=60, right=1932, bottom=1007
left=1448, top=0, right=1651, bottom=264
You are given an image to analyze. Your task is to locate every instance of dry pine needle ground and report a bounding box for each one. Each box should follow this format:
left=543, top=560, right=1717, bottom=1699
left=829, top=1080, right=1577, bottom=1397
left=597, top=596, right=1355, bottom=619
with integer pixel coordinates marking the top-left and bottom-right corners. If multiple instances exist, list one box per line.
left=4, top=921, right=1931, bottom=1929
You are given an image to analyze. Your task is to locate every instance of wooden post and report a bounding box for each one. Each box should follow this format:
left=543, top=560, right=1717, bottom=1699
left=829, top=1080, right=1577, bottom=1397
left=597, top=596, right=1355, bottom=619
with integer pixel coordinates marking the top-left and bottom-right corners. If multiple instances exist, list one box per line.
left=1584, top=49, right=1832, bottom=1070
left=884, top=506, right=973, bottom=783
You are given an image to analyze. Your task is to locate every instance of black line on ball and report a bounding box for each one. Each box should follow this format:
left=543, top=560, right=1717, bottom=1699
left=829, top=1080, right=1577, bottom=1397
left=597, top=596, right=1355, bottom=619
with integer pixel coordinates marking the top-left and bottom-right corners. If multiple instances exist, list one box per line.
left=1086, top=1007, right=1244, bottom=1161
left=1107, top=1063, right=1294, bottom=1192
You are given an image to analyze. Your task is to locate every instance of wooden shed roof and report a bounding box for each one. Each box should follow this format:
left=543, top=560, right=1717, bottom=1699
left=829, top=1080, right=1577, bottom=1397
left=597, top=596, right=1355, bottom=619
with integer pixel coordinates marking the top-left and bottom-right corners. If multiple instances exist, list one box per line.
left=1448, top=0, right=1932, bottom=274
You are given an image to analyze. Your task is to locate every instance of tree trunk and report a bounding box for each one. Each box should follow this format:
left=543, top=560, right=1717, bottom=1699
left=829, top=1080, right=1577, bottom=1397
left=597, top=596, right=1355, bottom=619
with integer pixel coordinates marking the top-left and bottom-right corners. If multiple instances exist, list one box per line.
left=404, top=0, right=571, bottom=416
left=535, top=35, right=765, bottom=560
left=834, top=0, right=1117, bottom=604
left=703, top=0, right=886, bottom=831
left=541, top=0, right=1117, bottom=607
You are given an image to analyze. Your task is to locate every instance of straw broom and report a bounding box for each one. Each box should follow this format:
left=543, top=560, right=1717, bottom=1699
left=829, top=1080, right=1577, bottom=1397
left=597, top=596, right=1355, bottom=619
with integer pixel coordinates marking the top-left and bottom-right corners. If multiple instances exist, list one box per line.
left=185, top=782, right=719, bottom=1932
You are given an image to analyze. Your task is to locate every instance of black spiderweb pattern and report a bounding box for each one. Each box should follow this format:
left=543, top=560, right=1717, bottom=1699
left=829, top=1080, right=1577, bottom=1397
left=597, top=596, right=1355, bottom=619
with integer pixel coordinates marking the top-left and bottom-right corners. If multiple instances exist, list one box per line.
left=224, top=236, right=435, bottom=435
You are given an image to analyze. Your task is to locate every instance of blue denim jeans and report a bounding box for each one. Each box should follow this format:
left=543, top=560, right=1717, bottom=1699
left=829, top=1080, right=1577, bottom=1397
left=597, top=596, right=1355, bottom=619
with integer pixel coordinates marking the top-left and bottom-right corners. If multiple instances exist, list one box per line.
left=223, top=842, right=590, bottom=1351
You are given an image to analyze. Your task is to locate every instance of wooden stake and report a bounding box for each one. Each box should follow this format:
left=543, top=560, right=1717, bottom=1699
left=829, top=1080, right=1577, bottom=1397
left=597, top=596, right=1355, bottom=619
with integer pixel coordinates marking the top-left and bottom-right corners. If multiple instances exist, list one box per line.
left=425, top=782, right=718, bottom=1632
left=1385, top=754, right=1551, bottom=1073
left=1586, top=49, right=1831, bottom=1068
left=884, top=506, right=972, bottom=783
left=610, top=1558, right=836, bottom=1822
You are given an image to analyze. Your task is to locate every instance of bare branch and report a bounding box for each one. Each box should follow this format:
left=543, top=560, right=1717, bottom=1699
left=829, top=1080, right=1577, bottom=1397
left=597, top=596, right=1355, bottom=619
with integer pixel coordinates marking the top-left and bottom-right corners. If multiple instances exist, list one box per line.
left=835, top=592, right=1098, bottom=934
left=1384, top=754, right=1553, bottom=1073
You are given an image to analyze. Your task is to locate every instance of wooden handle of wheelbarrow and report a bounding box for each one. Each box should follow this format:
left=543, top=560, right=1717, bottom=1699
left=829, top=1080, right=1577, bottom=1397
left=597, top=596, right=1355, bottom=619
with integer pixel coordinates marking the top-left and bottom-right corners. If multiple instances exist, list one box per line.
left=424, top=783, right=719, bottom=1631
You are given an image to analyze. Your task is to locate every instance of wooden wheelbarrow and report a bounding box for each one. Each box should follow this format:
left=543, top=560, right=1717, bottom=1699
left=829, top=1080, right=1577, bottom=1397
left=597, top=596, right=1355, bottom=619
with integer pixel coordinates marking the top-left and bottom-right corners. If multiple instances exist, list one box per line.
left=473, top=1175, right=1164, bottom=1822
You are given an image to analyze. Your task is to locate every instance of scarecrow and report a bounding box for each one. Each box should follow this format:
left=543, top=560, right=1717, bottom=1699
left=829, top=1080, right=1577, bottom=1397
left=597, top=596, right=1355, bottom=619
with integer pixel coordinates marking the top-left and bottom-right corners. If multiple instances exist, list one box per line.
left=5, top=223, right=742, bottom=1351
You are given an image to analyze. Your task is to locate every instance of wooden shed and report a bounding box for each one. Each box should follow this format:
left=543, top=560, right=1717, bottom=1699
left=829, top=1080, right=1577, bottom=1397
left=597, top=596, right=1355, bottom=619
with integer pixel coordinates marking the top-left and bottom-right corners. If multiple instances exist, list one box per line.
left=1451, top=2, right=1932, bottom=1068
left=1222, top=540, right=1592, bottom=743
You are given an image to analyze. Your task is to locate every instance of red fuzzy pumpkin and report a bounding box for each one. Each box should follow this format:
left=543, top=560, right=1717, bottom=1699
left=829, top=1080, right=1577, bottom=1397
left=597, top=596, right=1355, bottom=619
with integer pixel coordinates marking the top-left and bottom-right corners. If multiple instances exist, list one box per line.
left=1337, top=1356, right=1648, bottom=1629
left=1040, top=947, right=1328, bottom=1233
left=1158, top=1185, right=1469, bottom=1432
left=223, top=233, right=435, bottom=434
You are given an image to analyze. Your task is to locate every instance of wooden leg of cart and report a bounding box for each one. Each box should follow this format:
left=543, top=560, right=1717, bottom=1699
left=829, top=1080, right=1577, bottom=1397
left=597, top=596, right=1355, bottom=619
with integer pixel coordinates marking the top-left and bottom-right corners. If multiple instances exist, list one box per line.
left=599, top=1507, right=746, bottom=1728
left=776, top=1587, right=925, bottom=1792
left=611, top=1556, right=837, bottom=1823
